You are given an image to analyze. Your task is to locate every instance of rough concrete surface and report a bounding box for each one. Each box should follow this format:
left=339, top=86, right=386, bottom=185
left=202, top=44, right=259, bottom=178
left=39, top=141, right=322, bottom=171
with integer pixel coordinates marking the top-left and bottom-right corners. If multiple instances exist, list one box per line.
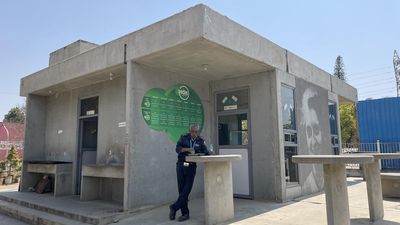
left=117, top=178, right=400, bottom=225
left=0, top=214, right=28, bottom=225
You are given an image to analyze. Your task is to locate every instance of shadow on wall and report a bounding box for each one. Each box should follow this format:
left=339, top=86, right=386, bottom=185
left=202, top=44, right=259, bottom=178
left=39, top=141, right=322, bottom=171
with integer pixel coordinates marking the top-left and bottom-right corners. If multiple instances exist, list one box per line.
left=351, top=218, right=400, bottom=225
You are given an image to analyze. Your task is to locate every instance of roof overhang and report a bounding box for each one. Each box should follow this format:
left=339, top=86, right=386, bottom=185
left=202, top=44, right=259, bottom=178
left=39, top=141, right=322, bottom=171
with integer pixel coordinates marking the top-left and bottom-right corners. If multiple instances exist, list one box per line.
left=20, top=4, right=357, bottom=103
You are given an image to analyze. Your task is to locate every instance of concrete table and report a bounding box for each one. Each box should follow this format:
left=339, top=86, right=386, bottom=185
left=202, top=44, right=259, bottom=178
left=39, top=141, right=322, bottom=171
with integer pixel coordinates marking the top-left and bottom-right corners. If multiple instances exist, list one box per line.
left=356, top=153, right=400, bottom=221
left=292, top=155, right=374, bottom=225
left=186, top=155, right=241, bottom=225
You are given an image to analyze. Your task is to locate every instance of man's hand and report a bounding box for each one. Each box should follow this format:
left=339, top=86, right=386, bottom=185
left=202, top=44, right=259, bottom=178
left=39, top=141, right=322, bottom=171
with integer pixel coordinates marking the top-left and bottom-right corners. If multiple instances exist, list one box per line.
left=181, top=148, right=194, bottom=153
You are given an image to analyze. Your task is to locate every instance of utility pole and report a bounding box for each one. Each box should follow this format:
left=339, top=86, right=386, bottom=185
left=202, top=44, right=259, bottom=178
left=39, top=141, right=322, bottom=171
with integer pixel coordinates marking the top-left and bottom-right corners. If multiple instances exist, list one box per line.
left=394, top=50, right=400, bottom=97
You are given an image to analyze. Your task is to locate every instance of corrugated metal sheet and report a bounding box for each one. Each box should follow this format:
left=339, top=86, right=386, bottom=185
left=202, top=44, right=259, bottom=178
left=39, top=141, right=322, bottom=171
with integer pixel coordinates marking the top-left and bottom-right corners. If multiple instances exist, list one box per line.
left=357, top=97, right=400, bottom=170
left=357, top=97, right=400, bottom=143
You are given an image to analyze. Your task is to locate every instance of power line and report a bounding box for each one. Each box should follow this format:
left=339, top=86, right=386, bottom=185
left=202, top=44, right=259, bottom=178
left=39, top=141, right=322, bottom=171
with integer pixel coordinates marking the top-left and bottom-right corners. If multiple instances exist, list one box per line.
left=352, top=78, right=394, bottom=86
left=348, top=71, right=394, bottom=80
left=346, top=66, right=392, bottom=76
left=356, top=82, right=396, bottom=89
left=359, top=89, right=396, bottom=95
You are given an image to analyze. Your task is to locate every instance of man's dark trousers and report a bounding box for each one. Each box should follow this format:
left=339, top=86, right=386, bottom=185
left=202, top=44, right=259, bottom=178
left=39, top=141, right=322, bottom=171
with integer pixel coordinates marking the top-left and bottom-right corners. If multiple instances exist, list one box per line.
left=171, top=162, right=196, bottom=215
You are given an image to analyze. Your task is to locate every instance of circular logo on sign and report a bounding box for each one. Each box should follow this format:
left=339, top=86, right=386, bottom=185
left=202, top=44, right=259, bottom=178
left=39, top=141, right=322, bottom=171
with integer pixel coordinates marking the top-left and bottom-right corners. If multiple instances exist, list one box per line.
left=177, top=85, right=190, bottom=100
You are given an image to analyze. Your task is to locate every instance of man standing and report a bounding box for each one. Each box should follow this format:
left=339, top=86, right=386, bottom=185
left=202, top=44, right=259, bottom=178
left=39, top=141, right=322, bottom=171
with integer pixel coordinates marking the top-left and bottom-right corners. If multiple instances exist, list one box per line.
left=169, top=124, right=209, bottom=222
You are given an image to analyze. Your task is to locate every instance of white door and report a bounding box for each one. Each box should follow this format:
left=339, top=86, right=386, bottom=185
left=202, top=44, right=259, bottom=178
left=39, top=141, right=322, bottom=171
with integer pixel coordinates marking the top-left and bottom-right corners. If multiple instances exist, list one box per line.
left=219, top=148, right=250, bottom=196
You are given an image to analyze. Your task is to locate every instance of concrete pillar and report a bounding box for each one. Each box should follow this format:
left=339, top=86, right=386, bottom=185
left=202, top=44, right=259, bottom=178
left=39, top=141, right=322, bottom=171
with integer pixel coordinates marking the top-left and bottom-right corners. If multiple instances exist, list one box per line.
left=124, top=61, right=135, bottom=210
left=323, top=163, right=350, bottom=225
left=363, top=161, right=384, bottom=221
left=21, top=94, right=47, bottom=192
left=204, top=161, right=234, bottom=225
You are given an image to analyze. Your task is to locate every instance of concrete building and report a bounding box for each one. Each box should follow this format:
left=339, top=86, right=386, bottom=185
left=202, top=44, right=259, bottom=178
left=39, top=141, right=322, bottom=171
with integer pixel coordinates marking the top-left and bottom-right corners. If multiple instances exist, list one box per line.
left=19, top=4, right=357, bottom=211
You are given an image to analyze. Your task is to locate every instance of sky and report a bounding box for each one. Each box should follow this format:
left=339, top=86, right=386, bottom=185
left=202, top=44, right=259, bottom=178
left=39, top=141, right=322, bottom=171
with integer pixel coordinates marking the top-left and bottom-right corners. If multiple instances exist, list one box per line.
left=0, top=1, right=399, bottom=118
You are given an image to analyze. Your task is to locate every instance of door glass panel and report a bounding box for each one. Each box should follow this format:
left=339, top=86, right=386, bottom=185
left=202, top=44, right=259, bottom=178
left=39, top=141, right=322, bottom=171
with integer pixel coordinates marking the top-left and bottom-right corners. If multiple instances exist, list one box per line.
left=218, top=113, right=248, bottom=146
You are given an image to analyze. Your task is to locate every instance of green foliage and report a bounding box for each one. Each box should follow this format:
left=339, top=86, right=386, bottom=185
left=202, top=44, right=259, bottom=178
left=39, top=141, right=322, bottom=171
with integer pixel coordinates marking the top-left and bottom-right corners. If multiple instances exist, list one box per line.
left=0, top=161, right=5, bottom=171
left=6, top=146, right=21, bottom=176
left=333, top=55, right=346, bottom=81
left=339, top=104, right=358, bottom=143
left=3, top=106, right=25, bottom=123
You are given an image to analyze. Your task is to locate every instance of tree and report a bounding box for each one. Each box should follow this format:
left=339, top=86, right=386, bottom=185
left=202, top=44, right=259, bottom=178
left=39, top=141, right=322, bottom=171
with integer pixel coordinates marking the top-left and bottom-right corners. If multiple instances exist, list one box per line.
left=333, top=55, right=346, bottom=81
left=6, top=145, right=21, bottom=177
left=339, top=104, right=358, bottom=143
left=3, top=106, right=25, bottom=123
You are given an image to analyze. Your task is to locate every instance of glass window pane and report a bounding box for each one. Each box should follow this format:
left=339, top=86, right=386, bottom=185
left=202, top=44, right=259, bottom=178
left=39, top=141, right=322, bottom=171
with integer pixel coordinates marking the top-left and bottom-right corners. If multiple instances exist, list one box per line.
left=80, top=97, right=98, bottom=116
left=281, top=85, right=296, bottom=130
left=328, top=102, right=338, bottom=135
left=217, top=89, right=248, bottom=112
left=218, top=114, right=248, bottom=146
left=284, top=146, right=299, bottom=183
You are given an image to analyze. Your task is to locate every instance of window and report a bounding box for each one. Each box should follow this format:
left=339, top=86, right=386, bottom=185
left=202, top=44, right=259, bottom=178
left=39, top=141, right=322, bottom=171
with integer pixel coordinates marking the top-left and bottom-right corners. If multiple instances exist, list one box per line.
left=216, top=89, right=249, bottom=112
left=281, top=84, right=299, bottom=183
left=218, top=113, right=248, bottom=146
left=80, top=97, right=98, bottom=117
left=328, top=102, right=339, bottom=154
left=281, top=86, right=296, bottom=130
left=285, top=146, right=299, bottom=183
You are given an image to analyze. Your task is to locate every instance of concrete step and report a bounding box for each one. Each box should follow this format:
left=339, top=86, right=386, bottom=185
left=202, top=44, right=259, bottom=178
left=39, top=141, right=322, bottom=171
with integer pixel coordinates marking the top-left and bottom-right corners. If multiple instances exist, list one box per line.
left=0, top=194, right=120, bottom=225
left=0, top=199, right=90, bottom=225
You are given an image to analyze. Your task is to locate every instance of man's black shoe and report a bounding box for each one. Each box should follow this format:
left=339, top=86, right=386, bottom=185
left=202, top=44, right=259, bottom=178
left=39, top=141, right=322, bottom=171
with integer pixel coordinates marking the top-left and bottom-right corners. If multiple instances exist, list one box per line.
left=178, top=214, right=190, bottom=222
left=169, top=205, right=176, bottom=220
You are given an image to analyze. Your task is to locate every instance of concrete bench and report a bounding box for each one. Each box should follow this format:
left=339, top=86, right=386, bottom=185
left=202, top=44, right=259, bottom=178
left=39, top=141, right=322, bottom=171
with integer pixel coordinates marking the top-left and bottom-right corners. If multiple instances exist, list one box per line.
left=381, top=173, right=400, bottom=198
left=80, top=164, right=124, bottom=204
left=26, top=161, right=73, bottom=197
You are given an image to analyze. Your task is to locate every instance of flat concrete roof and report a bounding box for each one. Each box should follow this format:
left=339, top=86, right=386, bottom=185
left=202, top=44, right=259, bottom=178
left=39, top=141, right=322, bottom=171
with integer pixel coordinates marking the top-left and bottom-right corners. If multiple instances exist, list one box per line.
left=20, top=4, right=357, bottom=102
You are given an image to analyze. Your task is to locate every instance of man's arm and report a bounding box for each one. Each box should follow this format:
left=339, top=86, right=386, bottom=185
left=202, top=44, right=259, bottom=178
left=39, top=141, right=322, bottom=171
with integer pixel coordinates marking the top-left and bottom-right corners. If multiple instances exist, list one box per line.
left=176, top=136, right=193, bottom=154
left=200, top=140, right=210, bottom=155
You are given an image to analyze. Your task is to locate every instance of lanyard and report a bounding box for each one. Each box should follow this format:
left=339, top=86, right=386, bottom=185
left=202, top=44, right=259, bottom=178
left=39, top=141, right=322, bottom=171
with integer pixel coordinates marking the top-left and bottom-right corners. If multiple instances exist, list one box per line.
left=190, top=139, right=196, bottom=149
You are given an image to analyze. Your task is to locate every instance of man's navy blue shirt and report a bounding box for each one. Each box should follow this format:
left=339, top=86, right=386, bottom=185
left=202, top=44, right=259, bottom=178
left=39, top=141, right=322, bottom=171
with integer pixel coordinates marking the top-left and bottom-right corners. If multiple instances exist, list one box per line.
left=175, top=133, right=209, bottom=162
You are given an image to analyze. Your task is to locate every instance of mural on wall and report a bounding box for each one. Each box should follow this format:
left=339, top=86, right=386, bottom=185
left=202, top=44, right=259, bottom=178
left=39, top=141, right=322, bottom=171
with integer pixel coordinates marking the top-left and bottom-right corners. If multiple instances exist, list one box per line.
left=301, top=88, right=322, bottom=154
left=141, top=84, right=204, bottom=142
left=299, top=87, right=324, bottom=192
left=295, top=78, right=330, bottom=193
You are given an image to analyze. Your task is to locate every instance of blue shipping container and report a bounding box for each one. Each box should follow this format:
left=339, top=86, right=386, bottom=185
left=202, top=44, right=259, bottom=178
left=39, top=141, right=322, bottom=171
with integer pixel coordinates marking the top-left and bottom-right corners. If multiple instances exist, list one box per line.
left=357, top=97, right=400, bottom=170
left=357, top=97, right=400, bottom=143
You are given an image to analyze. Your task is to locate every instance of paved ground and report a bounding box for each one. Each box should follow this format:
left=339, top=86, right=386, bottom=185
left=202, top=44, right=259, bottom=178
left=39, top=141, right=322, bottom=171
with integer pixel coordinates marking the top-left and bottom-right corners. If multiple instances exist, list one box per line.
left=0, top=183, right=19, bottom=191
left=0, top=179, right=399, bottom=224
left=118, top=178, right=400, bottom=225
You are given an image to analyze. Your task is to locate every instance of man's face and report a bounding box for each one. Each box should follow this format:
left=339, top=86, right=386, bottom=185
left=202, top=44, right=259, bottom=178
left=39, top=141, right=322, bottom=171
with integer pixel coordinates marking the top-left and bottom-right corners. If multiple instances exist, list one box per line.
left=190, top=128, right=199, bottom=139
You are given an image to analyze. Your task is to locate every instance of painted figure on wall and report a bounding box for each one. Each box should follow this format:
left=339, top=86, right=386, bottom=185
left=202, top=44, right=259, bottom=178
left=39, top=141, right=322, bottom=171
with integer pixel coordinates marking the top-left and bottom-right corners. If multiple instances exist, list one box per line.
left=300, top=88, right=324, bottom=192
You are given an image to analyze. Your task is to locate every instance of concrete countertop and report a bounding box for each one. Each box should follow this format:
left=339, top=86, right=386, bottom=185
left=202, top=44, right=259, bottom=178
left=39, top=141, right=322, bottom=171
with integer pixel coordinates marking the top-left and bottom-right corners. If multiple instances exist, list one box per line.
left=292, top=155, right=374, bottom=164
left=186, top=155, right=242, bottom=163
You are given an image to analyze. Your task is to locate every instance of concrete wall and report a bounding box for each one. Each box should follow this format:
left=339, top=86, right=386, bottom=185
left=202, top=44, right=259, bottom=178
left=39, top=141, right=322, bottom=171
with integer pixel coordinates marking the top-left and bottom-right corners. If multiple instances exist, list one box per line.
left=125, top=62, right=211, bottom=209
left=21, top=75, right=126, bottom=195
left=21, top=94, right=47, bottom=191
left=295, top=78, right=332, bottom=196
left=44, top=75, right=126, bottom=165
left=276, top=69, right=339, bottom=201
left=49, top=40, right=98, bottom=66
left=210, top=71, right=280, bottom=201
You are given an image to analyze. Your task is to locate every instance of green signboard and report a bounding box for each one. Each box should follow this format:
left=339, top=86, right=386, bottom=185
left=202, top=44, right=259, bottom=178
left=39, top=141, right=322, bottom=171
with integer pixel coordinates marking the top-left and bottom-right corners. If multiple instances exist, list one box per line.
left=141, top=84, right=204, bottom=142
